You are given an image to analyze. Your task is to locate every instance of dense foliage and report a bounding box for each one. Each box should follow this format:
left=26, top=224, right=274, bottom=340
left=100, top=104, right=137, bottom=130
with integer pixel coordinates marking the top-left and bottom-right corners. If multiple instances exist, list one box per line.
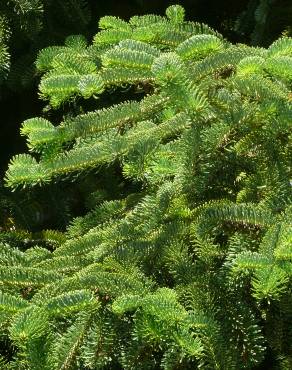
left=0, top=3, right=291, bottom=370
left=1, top=0, right=291, bottom=178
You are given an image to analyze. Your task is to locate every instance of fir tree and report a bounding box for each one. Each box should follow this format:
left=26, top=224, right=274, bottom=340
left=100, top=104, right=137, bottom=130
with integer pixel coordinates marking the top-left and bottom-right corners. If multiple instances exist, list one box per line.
left=1, top=4, right=292, bottom=369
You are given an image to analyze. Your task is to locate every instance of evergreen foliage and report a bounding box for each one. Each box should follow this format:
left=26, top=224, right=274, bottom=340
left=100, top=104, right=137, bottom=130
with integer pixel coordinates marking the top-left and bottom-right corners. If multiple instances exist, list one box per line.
left=0, top=0, right=91, bottom=94
left=1, top=4, right=292, bottom=369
